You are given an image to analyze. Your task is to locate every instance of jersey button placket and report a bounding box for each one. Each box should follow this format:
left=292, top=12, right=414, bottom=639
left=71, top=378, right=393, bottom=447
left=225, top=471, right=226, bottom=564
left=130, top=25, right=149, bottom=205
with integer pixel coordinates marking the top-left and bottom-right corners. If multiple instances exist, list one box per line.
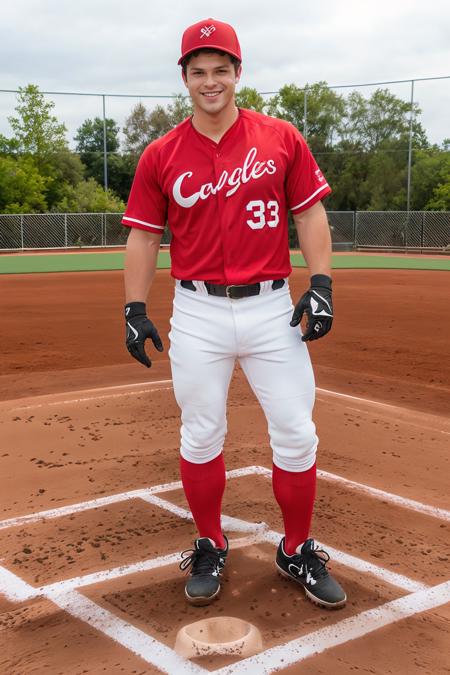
left=215, top=144, right=234, bottom=284
left=213, top=148, right=229, bottom=283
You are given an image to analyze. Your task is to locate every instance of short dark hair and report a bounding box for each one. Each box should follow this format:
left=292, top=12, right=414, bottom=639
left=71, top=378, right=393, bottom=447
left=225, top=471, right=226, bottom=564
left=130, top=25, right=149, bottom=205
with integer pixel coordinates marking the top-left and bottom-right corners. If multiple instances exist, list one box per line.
left=181, top=48, right=241, bottom=77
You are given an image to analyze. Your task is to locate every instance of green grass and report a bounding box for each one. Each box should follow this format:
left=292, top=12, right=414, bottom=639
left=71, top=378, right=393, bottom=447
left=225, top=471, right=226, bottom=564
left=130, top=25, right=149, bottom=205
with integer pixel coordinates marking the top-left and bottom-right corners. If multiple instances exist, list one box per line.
left=290, top=253, right=450, bottom=271
left=0, top=250, right=170, bottom=274
left=0, top=249, right=448, bottom=274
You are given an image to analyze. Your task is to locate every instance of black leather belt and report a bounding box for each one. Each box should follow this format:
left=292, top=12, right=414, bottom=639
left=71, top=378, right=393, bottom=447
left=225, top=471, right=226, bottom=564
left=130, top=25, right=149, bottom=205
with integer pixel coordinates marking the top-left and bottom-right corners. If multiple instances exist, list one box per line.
left=180, top=279, right=285, bottom=299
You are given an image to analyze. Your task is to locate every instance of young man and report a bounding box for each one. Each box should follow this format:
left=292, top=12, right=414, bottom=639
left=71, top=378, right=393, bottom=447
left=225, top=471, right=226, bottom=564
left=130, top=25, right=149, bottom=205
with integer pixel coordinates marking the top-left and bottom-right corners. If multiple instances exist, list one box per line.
left=122, top=18, right=346, bottom=609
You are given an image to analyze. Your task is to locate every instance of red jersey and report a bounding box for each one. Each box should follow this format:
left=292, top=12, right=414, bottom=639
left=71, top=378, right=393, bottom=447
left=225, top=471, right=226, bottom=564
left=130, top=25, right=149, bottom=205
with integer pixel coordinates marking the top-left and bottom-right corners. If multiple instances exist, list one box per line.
left=122, top=109, right=331, bottom=285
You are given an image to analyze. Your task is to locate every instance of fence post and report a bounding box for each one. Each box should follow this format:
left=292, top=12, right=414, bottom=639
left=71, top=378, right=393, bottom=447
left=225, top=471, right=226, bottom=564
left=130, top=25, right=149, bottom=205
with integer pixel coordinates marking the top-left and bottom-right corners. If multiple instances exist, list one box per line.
left=354, top=212, right=359, bottom=248
left=352, top=211, right=356, bottom=248
left=421, top=211, right=425, bottom=249
left=406, top=80, right=415, bottom=212
left=20, top=215, right=24, bottom=250
left=303, top=85, right=308, bottom=141
left=102, top=95, right=108, bottom=192
left=64, top=213, right=68, bottom=248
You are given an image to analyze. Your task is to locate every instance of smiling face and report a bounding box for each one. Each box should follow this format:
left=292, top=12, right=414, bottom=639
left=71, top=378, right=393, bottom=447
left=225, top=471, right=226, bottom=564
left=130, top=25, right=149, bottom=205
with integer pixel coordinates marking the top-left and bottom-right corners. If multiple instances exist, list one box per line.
left=183, top=51, right=242, bottom=118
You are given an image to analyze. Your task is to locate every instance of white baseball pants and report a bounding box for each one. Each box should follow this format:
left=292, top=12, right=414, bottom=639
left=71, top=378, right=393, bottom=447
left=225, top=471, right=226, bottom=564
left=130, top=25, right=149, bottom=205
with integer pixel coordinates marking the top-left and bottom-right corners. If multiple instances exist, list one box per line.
left=168, top=280, right=318, bottom=472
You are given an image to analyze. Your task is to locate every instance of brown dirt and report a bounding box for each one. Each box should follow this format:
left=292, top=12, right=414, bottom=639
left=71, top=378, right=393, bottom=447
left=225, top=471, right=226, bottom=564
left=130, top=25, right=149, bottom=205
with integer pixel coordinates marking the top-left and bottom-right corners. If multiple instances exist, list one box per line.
left=0, top=268, right=449, bottom=674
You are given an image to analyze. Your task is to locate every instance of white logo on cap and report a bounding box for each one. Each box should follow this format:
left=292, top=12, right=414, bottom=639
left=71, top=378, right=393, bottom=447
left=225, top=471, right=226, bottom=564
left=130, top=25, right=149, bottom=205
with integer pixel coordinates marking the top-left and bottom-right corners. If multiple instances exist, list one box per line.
left=200, top=24, right=216, bottom=38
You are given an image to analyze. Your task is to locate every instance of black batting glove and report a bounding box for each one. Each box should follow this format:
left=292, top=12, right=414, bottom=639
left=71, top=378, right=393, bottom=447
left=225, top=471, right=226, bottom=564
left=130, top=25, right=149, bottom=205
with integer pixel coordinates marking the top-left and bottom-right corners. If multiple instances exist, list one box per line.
left=125, top=301, right=163, bottom=368
left=290, top=274, right=333, bottom=342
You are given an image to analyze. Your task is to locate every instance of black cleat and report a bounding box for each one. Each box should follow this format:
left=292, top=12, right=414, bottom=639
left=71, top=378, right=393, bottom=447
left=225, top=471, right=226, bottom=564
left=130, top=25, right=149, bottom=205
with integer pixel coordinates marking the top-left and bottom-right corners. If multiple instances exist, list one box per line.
left=179, top=536, right=229, bottom=606
left=276, top=537, right=346, bottom=609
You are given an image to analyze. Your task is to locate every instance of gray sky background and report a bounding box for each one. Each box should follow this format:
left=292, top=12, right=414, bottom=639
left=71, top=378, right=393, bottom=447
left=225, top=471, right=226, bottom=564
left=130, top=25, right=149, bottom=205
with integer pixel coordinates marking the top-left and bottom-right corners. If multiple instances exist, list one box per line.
left=1, top=0, right=449, bottom=146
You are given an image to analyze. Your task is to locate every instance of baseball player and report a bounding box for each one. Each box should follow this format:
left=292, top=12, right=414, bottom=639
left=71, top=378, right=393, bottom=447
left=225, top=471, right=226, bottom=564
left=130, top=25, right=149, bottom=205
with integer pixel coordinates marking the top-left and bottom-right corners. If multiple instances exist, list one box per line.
left=122, top=18, right=346, bottom=609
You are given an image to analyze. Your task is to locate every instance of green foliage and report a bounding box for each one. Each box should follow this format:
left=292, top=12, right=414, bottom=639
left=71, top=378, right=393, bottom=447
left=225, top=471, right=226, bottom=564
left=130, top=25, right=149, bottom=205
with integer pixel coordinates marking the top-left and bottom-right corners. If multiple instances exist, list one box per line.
left=426, top=181, right=450, bottom=210
left=122, top=95, right=193, bottom=156
left=8, top=84, right=67, bottom=158
left=266, top=82, right=345, bottom=153
left=1, top=82, right=448, bottom=215
left=74, top=117, right=120, bottom=155
left=0, top=156, right=49, bottom=213
left=410, top=147, right=450, bottom=210
left=236, top=87, right=266, bottom=112
left=54, top=177, right=125, bottom=213
left=343, top=89, right=427, bottom=150
left=123, top=103, right=169, bottom=155
left=167, top=94, right=193, bottom=125
left=73, top=116, right=133, bottom=199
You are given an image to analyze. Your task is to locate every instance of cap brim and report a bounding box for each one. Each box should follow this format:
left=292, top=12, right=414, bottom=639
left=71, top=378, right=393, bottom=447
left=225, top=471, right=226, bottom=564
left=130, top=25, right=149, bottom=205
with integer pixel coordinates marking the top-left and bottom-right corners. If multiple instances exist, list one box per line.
left=178, top=45, right=241, bottom=65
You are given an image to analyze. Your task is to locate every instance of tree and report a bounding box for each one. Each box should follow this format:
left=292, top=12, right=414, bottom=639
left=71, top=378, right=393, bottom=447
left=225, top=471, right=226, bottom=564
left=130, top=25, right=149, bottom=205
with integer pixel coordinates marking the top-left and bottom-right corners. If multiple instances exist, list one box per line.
left=426, top=182, right=450, bottom=210
left=235, top=87, right=266, bottom=112
left=410, top=146, right=450, bottom=210
left=122, top=103, right=151, bottom=155
left=167, top=94, right=193, bottom=125
left=74, top=116, right=120, bottom=183
left=73, top=116, right=135, bottom=198
left=54, top=177, right=125, bottom=213
left=2, top=84, right=79, bottom=210
left=122, top=97, right=192, bottom=156
left=0, top=156, right=49, bottom=213
left=7, top=84, right=67, bottom=158
left=74, top=117, right=120, bottom=156
left=266, top=82, right=345, bottom=152
left=123, top=103, right=172, bottom=155
left=44, top=150, right=86, bottom=208
left=342, top=89, right=427, bottom=150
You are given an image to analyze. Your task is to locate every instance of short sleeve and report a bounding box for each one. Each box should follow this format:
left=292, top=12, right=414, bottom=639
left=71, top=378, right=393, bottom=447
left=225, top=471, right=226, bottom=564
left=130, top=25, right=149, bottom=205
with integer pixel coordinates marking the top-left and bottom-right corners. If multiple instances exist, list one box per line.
left=284, top=125, right=332, bottom=214
left=121, top=143, right=168, bottom=234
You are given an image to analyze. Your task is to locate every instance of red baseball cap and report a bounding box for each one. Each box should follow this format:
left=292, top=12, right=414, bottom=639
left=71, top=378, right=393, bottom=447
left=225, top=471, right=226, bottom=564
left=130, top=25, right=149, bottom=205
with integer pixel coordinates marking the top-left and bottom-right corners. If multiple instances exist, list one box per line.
left=178, top=18, right=241, bottom=65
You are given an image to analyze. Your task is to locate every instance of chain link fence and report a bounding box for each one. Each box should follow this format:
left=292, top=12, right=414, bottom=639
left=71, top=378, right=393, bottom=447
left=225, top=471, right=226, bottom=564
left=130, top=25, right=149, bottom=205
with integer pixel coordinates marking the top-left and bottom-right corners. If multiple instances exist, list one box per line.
left=0, top=211, right=448, bottom=252
left=355, top=211, right=450, bottom=250
left=0, top=213, right=171, bottom=250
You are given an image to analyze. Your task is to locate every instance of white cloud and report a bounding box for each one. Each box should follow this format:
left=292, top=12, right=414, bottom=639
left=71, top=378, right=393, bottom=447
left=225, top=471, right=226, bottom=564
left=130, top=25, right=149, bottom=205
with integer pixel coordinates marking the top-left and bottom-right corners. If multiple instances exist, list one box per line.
left=0, top=0, right=449, bottom=143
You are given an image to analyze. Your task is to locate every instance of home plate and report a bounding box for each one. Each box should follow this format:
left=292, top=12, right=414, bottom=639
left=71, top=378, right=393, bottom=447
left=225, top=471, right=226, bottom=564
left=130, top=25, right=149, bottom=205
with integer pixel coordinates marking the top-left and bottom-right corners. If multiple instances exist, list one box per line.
left=174, top=616, right=263, bottom=659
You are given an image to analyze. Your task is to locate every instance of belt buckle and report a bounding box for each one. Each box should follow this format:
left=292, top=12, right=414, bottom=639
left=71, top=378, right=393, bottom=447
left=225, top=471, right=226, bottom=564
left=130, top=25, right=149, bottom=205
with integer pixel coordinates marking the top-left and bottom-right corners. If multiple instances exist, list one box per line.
left=226, top=284, right=244, bottom=299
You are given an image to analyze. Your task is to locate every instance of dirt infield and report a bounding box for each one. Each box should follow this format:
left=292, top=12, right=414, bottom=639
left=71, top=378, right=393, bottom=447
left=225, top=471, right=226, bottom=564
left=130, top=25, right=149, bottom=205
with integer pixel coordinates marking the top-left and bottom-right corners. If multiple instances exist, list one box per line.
left=0, top=268, right=449, bottom=674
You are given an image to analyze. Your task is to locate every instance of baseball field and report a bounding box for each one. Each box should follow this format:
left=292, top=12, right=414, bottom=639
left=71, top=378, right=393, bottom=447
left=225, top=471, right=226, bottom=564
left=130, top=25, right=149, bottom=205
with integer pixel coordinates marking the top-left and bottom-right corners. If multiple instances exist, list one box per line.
left=0, top=251, right=449, bottom=674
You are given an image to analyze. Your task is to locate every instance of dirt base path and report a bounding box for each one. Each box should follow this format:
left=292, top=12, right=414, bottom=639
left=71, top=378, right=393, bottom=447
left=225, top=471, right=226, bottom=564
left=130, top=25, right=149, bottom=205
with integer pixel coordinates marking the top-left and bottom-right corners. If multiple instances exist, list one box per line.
left=0, top=268, right=449, bottom=674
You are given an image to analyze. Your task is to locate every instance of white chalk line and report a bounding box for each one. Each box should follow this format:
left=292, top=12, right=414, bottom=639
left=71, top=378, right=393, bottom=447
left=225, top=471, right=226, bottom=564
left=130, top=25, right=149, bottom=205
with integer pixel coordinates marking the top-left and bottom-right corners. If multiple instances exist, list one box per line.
left=5, top=377, right=449, bottom=429
left=256, top=465, right=450, bottom=522
left=0, top=466, right=426, bottom=604
left=1, top=557, right=448, bottom=675
left=0, top=463, right=444, bottom=599
left=317, top=468, right=450, bottom=522
left=261, top=529, right=426, bottom=594
left=212, top=580, right=450, bottom=675
left=143, top=493, right=270, bottom=535
left=9, top=379, right=174, bottom=410
left=0, top=463, right=446, bottom=675
left=0, top=465, right=262, bottom=531
left=244, top=464, right=450, bottom=523
left=0, top=466, right=442, bottom=592
left=1, top=460, right=447, bottom=534
left=36, top=533, right=265, bottom=599
left=47, top=589, right=207, bottom=675
left=0, top=564, right=37, bottom=602
left=0, top=487, right=150, bottom=531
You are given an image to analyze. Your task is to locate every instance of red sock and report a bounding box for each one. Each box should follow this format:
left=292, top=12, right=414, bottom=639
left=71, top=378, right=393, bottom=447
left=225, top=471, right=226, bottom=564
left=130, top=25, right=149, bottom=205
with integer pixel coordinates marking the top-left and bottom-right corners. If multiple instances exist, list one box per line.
left=180, top=453, right=226, bottom=549
left=272, top=462, right=316, bottom=555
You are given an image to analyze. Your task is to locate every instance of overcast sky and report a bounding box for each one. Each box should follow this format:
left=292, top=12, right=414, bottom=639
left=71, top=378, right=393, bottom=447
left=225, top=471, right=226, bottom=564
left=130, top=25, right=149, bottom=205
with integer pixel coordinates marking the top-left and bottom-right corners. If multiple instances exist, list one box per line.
left=1, top=0, right=449, bottom=145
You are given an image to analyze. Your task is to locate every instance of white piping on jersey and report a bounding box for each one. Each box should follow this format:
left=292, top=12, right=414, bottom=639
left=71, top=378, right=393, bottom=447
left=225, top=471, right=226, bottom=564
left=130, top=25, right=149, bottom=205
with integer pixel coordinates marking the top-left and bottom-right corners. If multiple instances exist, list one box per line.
left=122, top=216, right=165, bottom=230
left=172, top=146, right=277, bottom=208
left=291, top=183, right=330, bottom=211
